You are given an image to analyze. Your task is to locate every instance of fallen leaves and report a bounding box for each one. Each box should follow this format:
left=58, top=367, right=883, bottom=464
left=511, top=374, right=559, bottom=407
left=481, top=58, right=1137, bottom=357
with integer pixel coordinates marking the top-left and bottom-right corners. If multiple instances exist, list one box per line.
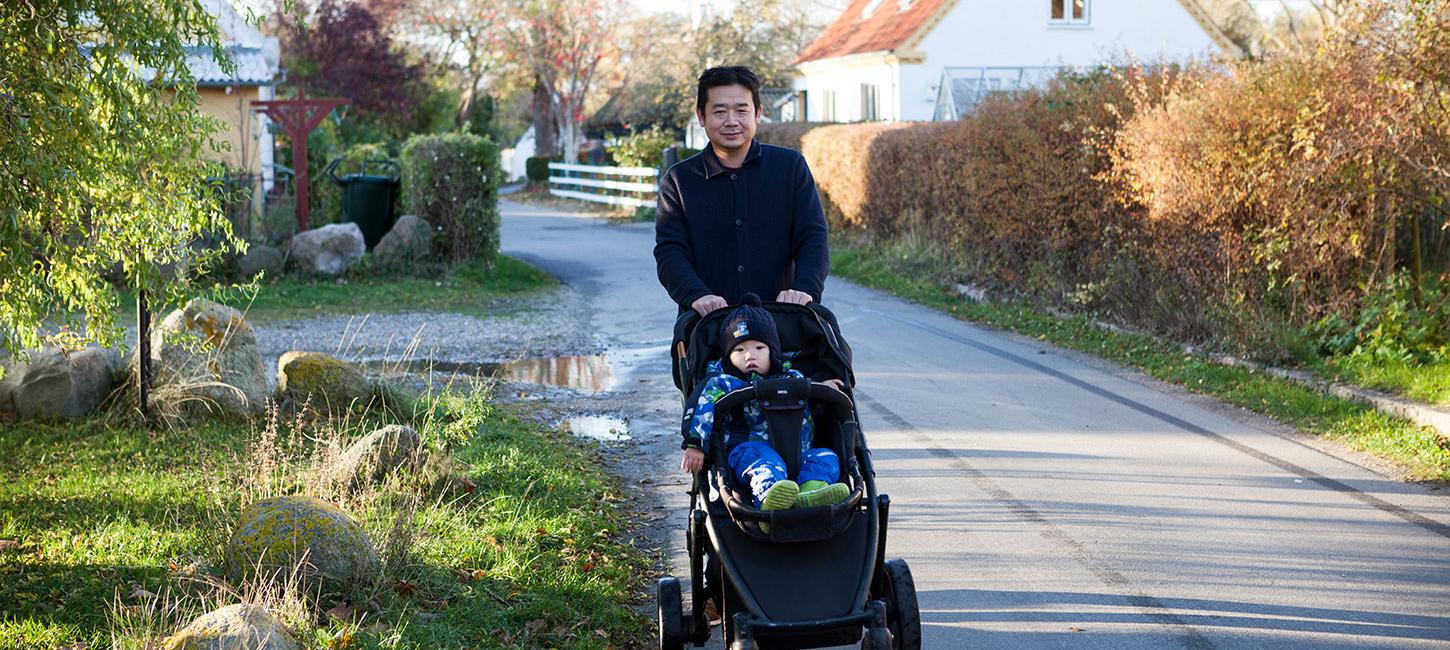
left=0, top=539, right=20, bottom=553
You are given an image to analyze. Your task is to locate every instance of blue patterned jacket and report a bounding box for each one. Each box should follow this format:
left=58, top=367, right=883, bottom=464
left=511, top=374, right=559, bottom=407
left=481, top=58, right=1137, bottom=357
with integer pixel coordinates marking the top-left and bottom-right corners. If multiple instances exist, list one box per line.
left=686, top=360, right=816, bottom=452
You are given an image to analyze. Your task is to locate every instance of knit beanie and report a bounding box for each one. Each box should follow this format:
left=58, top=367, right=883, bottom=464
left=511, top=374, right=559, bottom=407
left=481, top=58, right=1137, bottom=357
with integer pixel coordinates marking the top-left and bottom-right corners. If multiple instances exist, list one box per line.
left=720, top=293, right=781, bottom=370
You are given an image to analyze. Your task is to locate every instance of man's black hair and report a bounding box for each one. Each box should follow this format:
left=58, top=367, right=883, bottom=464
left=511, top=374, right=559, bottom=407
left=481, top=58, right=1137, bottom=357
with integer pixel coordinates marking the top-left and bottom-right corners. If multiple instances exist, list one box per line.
left=696, top=66, right=762, bottom=115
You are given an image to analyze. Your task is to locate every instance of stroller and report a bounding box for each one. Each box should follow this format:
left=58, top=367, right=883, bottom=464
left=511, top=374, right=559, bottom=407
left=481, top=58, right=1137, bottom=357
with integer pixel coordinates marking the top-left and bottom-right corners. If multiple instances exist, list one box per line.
left=656, top=302, right=921, bottom=650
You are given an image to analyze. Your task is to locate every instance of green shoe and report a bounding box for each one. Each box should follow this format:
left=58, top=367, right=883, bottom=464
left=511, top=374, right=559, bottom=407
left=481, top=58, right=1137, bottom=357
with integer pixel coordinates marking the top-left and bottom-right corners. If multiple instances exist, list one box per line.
left=758, top=480, right=798, bottom=534
left=760, top=480, right=799, bottom=511
left=795, top=482, right=849, bottom=508
left=798, top=480, right=828, bottom=492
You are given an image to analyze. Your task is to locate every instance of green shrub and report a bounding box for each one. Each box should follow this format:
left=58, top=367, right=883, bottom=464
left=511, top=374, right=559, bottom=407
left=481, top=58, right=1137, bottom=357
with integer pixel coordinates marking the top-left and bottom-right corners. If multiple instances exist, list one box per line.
left=525, top=155, right=560, bottom=185
left=605, top=126, right=676, bottom=169
left=402, top=133, right=501, bottom=263
left=1308, top=273, right=1450, bottom=364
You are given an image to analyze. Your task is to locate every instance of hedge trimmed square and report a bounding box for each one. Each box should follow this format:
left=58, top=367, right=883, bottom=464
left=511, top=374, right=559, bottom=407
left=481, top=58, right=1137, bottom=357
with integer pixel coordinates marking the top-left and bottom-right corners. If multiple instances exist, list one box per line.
left=402, top=133, right=501, bottom=263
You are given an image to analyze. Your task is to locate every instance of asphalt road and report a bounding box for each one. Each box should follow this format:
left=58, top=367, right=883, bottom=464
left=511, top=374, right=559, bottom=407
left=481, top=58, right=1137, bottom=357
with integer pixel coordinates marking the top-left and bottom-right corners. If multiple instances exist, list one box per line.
left=499, top=196, right=1450, bottom=649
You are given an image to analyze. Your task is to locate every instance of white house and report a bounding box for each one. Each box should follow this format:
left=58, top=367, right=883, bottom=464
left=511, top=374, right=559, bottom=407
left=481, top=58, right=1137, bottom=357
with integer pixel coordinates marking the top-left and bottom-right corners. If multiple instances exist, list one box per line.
left=789, top=0, right=1244, bottom=123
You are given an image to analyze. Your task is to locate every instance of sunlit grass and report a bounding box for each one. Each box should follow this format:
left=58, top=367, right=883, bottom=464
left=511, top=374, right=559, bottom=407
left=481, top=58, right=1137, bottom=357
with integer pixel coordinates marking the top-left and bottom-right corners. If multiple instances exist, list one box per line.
left=0, top=390, right=649, bottom=649
left=115, top=255, right=556, bottom=325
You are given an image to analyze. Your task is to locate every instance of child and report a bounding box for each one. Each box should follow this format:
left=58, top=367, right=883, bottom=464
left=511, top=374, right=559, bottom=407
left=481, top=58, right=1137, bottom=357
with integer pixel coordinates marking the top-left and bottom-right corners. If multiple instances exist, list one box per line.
left=680, top=293, right=850, bottom=515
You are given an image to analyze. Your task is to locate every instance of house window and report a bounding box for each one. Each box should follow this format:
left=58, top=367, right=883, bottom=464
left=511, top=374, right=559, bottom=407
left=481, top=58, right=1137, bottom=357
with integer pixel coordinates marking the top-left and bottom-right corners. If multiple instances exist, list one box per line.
left=1050, top=0, right=1088, bottom=24
left=822, top=90, right=837, bottom=121
left=860, top=84, right=879, bottom=121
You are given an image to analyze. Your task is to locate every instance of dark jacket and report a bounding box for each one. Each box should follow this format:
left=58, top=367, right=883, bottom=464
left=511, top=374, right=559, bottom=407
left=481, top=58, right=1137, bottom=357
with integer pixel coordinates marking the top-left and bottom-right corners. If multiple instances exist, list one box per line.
left=654, top=140, right=829, bottom=310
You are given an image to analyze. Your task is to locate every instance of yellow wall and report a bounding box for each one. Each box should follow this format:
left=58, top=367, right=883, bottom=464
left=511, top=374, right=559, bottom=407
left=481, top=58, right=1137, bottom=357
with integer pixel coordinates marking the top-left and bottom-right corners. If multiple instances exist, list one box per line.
left=197, top=85, right=264, bottom=174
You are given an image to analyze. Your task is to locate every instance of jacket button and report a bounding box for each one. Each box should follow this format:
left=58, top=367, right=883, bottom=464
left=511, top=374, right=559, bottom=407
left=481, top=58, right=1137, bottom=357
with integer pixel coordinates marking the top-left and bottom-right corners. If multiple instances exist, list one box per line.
left=735, top=219, right=742, bottom=226
left=737, top=265, right=745, bottom=272
left=730, top=173, right=738, bottom=180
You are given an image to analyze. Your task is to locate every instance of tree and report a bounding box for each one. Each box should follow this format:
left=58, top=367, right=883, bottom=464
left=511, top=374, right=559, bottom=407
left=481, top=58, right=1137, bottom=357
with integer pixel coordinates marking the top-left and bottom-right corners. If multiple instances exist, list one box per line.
left=515, top=0, right=615, bottom=162
left=0, top=0, right=239, bottom=365
left=599, top=0, right=826, bottom=129
left=405, top=0, right=510, bottom=126
left=273, top=0, right=426, bottom=135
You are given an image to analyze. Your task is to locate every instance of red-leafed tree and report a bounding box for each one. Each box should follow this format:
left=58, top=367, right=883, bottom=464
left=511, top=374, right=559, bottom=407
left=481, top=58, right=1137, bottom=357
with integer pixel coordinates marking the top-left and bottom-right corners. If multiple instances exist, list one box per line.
left=273, top=0, right=426, bottom=132
left=514, top=0, right=614, bottom=162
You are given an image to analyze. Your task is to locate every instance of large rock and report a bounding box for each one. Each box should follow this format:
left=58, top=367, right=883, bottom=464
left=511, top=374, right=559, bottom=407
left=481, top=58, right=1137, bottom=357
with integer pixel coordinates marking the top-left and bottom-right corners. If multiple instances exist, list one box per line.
left=287, top=223, right=365, bottom=276
left=371, top=215, right=433, bottom=268
left=164, top=603, right=299, bottom=650
left=276, top=351, right=373, bottom=413
left=138, top=298, right=268, bottom=417
left=237, top=244, right=285, bottom=280
left=332, top=424, right=421, bottom=491
left=0, top=346, right=120, bottom=421
left=224, top=496, right=379, bottom=598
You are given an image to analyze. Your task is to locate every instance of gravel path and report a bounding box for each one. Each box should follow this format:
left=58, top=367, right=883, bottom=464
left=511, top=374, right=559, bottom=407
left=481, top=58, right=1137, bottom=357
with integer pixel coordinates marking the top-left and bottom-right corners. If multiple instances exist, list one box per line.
left=251, top=285, right=594, bottom=372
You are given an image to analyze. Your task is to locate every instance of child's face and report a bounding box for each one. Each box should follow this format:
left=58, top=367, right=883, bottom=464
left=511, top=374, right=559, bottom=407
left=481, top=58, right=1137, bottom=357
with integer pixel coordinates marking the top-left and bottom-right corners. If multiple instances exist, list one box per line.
left=729, top=340, right=771, bottom=375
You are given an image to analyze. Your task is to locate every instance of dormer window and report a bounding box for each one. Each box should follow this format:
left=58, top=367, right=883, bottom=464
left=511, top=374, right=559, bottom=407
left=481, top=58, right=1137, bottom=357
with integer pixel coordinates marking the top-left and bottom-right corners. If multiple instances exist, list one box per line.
left=1050, top=0, right=1089, bottom=24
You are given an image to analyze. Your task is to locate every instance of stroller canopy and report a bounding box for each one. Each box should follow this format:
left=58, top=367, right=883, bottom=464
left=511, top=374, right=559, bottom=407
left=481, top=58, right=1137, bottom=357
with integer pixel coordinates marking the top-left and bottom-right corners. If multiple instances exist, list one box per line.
left=671, top=302, right=854, bottom=399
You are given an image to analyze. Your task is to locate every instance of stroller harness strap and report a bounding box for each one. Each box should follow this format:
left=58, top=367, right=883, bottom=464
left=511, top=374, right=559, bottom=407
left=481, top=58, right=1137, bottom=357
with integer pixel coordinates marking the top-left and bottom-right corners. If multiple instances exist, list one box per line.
left=753, top=378, right=812, bottom=479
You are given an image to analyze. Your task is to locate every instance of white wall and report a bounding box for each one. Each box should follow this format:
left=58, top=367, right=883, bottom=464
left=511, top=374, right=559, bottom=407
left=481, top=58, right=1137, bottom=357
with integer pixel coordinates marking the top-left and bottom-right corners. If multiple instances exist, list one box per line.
left=793, top=56, right=898, bottom=123
left=504, top=126, right=536, bottom=181
left=902, top=0, right=1222, bottom=119
left=797, top=0, right=1225, bottom=122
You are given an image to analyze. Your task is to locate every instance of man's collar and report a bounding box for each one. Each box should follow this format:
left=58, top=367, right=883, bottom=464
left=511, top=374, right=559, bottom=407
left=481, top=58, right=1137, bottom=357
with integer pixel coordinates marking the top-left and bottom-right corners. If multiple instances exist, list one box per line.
left=701, top=139, right=762, bottom=179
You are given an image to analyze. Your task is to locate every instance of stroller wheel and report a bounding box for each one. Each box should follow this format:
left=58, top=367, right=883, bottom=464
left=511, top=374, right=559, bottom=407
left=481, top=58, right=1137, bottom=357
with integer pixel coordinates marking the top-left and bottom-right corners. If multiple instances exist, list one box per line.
left=883, top=559, right=922, bottom=650
left=658, top=577, right=686, bottom=650
left=862, top=626, right=894, bottom=650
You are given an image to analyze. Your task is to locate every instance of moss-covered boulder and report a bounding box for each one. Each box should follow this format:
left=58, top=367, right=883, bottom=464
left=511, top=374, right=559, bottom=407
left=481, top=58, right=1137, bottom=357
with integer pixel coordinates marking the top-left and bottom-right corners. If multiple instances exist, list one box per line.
left=164, top=604, right=298, bottom=650
left=223, top=496, right=379, bottom=598
left=276, top=351, right=372, bottom=413
left=133, top=298, right=268, bottom=417
left=332, top=424, right=421, bottom=492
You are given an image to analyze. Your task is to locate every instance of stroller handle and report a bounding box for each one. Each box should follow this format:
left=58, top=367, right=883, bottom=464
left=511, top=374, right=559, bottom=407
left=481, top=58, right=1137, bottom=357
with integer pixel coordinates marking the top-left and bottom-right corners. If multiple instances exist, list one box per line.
left=711, top=379, right=854, bottom=428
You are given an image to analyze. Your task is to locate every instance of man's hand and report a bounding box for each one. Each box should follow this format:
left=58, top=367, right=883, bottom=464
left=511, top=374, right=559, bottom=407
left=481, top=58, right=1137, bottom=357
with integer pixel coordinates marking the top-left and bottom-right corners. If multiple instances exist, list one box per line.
left=776, top=289, right=813, bottom=305
left=681, top=448, right=706, bottom=473
left=821, top=378, right=845, bottom=390
left=692, top=294, right=728, bottom=316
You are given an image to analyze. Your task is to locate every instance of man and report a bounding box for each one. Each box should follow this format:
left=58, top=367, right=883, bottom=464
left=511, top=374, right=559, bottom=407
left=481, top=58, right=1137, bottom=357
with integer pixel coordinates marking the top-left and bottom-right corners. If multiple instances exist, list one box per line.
left=654, top=66, right=829, bottom=316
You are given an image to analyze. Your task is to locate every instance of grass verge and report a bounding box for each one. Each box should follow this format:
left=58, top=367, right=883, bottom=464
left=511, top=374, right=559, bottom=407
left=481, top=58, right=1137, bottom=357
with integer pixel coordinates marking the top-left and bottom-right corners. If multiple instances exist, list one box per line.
left=1309, top=357, right=1450, bottom=407
left=117, top=255, right=555, bottom=324
left=0, top=386, right=650, bottom=649
left=831, top=236, right=1450, bottom=482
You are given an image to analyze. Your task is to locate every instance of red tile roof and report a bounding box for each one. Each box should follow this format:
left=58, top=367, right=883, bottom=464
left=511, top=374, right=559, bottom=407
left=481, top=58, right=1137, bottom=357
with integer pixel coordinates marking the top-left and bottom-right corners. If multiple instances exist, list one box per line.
left=794, top=0, right=950, bottom=65
left=795, top=0, right=1244, bottom=66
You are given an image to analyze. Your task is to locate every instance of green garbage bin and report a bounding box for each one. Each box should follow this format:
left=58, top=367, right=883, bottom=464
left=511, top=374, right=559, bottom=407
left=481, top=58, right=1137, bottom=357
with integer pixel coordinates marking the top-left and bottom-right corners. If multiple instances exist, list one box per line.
left=326, top=158, right=401, bottom=250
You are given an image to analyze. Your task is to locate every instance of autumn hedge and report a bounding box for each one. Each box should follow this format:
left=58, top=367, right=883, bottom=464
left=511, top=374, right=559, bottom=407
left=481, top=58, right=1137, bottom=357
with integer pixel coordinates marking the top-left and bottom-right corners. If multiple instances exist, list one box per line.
left=759, top=0, right=1449, bottom=355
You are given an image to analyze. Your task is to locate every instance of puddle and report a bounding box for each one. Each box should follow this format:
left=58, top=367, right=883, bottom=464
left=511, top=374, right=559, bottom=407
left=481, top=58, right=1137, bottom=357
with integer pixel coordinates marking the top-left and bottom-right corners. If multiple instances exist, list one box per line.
left=362, top=354, right=616, bottom=393
left=498, top=355, right=615, bottom=393
left=563, top=415, right=631, bottom=442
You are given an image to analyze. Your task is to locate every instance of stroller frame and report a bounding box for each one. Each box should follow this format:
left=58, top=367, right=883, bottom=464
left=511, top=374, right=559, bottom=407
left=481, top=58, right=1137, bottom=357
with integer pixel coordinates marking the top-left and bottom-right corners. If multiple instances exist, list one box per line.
left=657, top=303, right=921, bottom=650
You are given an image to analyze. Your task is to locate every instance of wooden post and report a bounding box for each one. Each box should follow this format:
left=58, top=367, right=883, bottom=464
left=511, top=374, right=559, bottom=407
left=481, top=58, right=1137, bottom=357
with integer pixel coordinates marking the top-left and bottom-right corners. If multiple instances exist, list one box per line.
left=137, top=288, right=152, bottom=425
left=251, top=87, right=349, bottom=232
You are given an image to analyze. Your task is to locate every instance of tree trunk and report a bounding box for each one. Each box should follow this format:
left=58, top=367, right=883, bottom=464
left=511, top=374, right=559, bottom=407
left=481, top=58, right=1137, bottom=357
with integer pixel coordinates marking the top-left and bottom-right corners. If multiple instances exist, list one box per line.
left=532, top=79, right=558, bottom=157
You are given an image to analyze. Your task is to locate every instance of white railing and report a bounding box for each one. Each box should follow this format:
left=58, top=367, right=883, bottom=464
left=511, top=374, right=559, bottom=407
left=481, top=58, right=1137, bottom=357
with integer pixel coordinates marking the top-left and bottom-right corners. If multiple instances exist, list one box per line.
left=548, top=162, right=658, bottom=208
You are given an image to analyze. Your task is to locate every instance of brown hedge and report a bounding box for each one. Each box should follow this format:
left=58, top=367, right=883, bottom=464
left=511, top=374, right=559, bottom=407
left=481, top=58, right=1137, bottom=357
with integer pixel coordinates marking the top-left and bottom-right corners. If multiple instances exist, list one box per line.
left=758, top=0, right=1450, bottom=352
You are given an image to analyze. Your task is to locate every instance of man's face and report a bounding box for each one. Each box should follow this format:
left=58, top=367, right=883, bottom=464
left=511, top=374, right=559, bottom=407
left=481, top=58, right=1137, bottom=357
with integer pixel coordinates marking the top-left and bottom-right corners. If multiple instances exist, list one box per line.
left=698, top=84, right=759, bottom=153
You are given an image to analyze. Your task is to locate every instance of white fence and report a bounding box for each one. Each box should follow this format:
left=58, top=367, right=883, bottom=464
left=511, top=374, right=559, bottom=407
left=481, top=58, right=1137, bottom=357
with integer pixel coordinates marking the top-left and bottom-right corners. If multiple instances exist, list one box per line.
left=547, top=162, right=657, bottom=208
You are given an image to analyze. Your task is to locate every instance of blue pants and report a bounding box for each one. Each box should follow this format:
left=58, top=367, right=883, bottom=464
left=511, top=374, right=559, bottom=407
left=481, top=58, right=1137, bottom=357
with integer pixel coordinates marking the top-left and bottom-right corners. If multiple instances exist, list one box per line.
left=728, top=441, right=841, bottom=507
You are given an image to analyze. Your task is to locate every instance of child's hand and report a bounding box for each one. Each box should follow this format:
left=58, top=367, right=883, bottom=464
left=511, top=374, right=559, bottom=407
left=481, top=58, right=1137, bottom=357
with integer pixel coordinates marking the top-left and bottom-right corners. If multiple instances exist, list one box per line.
left=681, top=448, right=706, bottom=474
